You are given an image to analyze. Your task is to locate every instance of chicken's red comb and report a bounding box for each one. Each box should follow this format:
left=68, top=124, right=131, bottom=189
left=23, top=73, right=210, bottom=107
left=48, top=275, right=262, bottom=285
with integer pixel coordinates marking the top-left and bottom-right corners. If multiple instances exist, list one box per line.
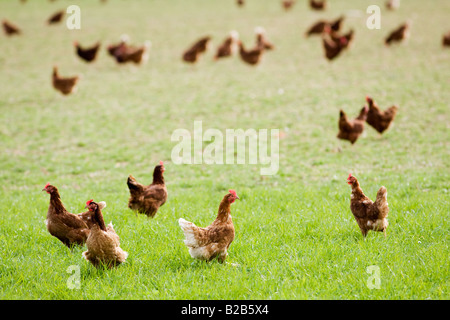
left=365, top=95, right=371, bottom=102
left=347, top=173, right=352, bottom=179
left=159, top=161, right=164, bottom=165
left=86, top=199, right=93, bottom=206
left=228, top=189, right=237, bottom=196
left=44, top=182, right=50, bottom=188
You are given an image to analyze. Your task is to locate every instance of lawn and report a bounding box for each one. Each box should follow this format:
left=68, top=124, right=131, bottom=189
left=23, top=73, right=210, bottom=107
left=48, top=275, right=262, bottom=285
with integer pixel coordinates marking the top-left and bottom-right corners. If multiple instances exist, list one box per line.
left=0, top=0, right=448, bottom=300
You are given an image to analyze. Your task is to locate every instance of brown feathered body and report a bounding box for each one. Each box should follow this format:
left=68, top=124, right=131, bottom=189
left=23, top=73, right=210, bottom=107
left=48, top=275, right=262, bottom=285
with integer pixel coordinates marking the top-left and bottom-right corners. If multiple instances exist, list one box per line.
left=310, top=0, right=326, bottom=10
left=127, top=164, right=167, bottom=218
left=442, top=32, right=450, bottom=47
left=82, top=202, right=128, bottom=268
left=347, top=175, right=389, bottom=237
left=113, top=41, right=151, bottom=64
left=282, top=1, right=295, bottom=10
left=238, top=41, right=264, bottom=65
left=43, top=184, right=89, bottom=248
left=330, top=29, right=354, bottom=50
left=366, top=97, right=398, bottom=134
left=182, top=36, right=211, bottom=63
left=322, top=32, right=348, bottom=60
left=255, top=28, right=274, bottom=50
left=305, top=16, right=343, bottom=37
left=385, top=23, right=410, bottom=45
left=52, top=66, right=79, bottom=95
left=215, top=32, right=239, bottom=59
left=2, top=20, right=21, bottom=36
left=337, top=106, right=368, bottom=144
left=47, top=11, right=64, bottom=24
left=178, top=192, right=238, bottom=263
left=75, top=42, right=100, bottom=63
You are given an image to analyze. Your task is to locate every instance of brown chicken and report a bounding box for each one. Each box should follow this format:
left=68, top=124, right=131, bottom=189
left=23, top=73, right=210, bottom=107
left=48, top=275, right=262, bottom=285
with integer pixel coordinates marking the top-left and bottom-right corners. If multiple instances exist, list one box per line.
left=442, top=32, right=450, bottom=47
left=52, top=66, right=80, bottom=95
left=305, top=16, right=344, bottom=37
left=215, top=31, right=239, bottom=60
left=42, top=183, right=90, bottom=248
left=107, top=35, right=130, bottom=58
left=74, top=41, right=101, bottom=63
left=127, top=161, right=167, bottom=218
left=310, top=0, right=326, bottom=10
left=322, top=27, right=349, bottom=61
left=337, top=106, right=368, bottom=144
left=237, top=0, right=244, bottom=7
left=238, top=40, right=264, bottom=65
left=82, top=200, right=128, bottom=268
left=365, top=96, right=398, bottom=134
left=330, top=29, right=354, bottom=50
left=113, top=41, right=151, bottom=64
left=282, top=1, right=296, bottom=11
left=255, top=27, right=274, bottom=50
left=385, top=22, right=410, bottom=46
left=2, top=19, right=21, bottom=36
left=47, top=10, right=64, bottom=25
left=347, top=174, right=389, bottom=238
left=386, top=0, right=400, bottom=10
left=178, top=190, right=239, bottom=263
left=182, top=36, right=211, bottom=63
left=78, top=200, right=107, bottom=229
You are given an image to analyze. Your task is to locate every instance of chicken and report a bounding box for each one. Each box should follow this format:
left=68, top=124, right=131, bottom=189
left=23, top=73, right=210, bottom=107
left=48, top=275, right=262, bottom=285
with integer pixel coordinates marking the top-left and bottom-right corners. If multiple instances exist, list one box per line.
left=305, top=16, right=344, bottom=37
left=442, top=32, right=450, bottom=47
left=330, top=29, right=354, bottom=50
left=74, top=41, right=101, bottom=63
left=385, top=22, right=410, bottom=46
left=282, top=1, right=296, bottom=11
left=47, top=10, right=64, bottom=25
left=127, top=161, right=167, bottom=218
left=215, top=31, right=239, bottom=60
left=82, top=200, right=128, bottom=268
left=310, top=0, right=326, bottom=10
left=322, top=26, right=349, bottom=61
left=237, top=0, right=244, bottom=7
left=337, top=105, right=368, bottom=144
left=52, top=66, right=80, bottom=95
left=78, top=200, right=107, bottom=229
left=365, top=96, right=398, bottom=134
left=178, top=190, right=239, bottom=263
left=347, top=174, right=389, bottom=238
left=182, top=36, right=211, bottom=63
left=2, top=19, right=21, bottom=36
left=386, top=0, right=400, bottom=10
left=113, top=41, right=151, bottom=64
left=107, top=35, right=130, bottom=58
left=255, top=27, right=274, bottom=50
left=238, top=40, right=264, bottom=65
left=42, top=183, right=90, bottom=248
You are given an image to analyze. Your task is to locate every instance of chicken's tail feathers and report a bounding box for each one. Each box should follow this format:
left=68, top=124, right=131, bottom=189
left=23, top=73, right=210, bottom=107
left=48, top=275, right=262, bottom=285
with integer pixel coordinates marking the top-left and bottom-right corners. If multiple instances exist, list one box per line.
left=178, top=218, right=199, bottom=247
left=98, top=201, right=107, bottom=210
left=375, top=186, right=389, bottom=218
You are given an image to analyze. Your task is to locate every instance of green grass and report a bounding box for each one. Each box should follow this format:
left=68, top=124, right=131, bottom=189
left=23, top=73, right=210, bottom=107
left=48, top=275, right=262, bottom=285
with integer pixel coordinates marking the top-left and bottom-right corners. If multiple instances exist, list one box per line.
left=0, top=0, right=449, bottom=300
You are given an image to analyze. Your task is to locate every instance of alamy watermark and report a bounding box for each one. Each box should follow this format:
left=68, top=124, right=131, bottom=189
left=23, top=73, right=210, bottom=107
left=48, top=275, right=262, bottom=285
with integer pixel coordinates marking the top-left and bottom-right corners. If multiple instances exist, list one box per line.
left=66, top=265, right=81, bottom=289
left=366, top=265, right=381, bottom=289
left=171, top=121, right=280, bottom=175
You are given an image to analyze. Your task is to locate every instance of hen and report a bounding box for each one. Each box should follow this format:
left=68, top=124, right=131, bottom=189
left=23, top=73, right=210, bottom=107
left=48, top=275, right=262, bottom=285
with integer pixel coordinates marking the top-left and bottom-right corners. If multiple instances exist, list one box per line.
left=310, top=0, right=326, bottom=10
left=337, top=106, right=368, bottom=144
left=114, top=41, right=151, bottom=65
left=347, top=174, right=389, bottom=238
left=385, top=22, right=410, bottom=46
left=386, top=0, right=400, bottom=10
left=47, top=10, right=64, bottom=25
left=255, top=27, right=274, bottom=50
left=443, top=32, right=450, bottom=47
left=238, top=40, right=264, bottom=65
left=215, top=31, right=239, bottom=60
left=2, top=19, right=21, bottom=36
left=107, top=35, right=130, bottom=58
left=52, top=66, right=80, bottom=95
left=74, top=41, right=101, bottom=63
left=82, top=200, right=128, bottom=268
left=322, top=26, right=349, bottom=61
left=305, top=16, right=344, bottom=37
left=178, top=190, right=239, bottom=263
left=282, top=1, right=296, bottom=11
left=42, top=183, right=90, bottom=248
left=127, top=161, right=167, bottom=218
left=365, top=96, right=398, bottom=134
left=182, top=36, right=211, bottom=63
left=78, top=200, right=107, bottom=229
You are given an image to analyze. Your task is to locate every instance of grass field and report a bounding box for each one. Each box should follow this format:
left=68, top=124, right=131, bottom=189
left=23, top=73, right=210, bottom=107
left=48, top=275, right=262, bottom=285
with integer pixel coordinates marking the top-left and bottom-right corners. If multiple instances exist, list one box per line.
left=0, top=0, right=449, bottom=300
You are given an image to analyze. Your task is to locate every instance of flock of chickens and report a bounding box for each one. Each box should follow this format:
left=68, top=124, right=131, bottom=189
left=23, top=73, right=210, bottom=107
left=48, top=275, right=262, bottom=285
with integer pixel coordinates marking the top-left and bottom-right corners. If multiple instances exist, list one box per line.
left=2, top=0, right=447, bottom=269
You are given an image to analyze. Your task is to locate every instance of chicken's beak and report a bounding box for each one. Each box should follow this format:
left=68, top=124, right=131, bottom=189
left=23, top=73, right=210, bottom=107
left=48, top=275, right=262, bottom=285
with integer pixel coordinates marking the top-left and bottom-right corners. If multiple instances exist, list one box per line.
left=236, top=195, right=240, bottom=200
